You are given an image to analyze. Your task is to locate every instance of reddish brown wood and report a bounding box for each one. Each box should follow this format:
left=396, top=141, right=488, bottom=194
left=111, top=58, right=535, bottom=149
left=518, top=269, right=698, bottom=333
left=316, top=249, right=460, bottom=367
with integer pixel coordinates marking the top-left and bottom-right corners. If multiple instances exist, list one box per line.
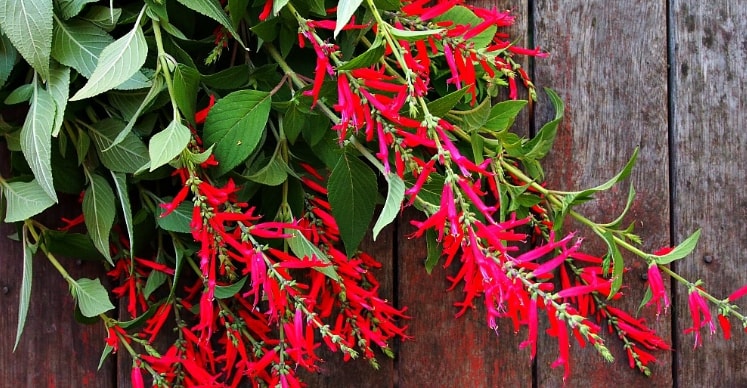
left=0, top=203, right=114, bottom=387
left=396, top=208, right=533, bottom=387
left=533, top=0, right=672, bottom=385
left=671, top=1, right=747, bottom=386
left=300, top=226, right=396, bottom=387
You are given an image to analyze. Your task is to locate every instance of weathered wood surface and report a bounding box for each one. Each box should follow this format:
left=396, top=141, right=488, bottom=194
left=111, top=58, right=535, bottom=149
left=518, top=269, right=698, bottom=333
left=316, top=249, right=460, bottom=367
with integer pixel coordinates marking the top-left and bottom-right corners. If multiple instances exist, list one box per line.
left=2, top=0, right=747, bottom=387
left=533, top=0, right=672, bottom=386
left=0, top=193, right=114, bottom=387
left=671, top=1, right=747, bottom=387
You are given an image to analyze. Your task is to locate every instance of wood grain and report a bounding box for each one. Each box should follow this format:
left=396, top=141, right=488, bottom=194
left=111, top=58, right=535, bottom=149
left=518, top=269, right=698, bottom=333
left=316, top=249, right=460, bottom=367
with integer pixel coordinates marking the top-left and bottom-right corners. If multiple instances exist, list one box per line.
left=671, top=1, right=747, bottom=387
left=533, top=1, right=672, bottom=386
left=0, top=193, right=114, bottom=387
left=300, top=226, right=396, bottom=388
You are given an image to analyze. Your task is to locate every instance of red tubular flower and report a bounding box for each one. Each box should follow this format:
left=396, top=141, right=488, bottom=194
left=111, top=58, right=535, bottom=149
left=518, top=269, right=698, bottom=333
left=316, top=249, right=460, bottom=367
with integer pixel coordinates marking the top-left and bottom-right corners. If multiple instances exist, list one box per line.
left=646, top=263, right=669, bottom=315
left=194, top=94, right=216, bottom=124
left=131, top=363, right=144, bottom=388
left=728, top=284, right=747, bottom=302
left=718, top=314, right=732, bottom=340
left=684, top=288, right=716, bottom=347
left=259, top=0, right=273, bottom=21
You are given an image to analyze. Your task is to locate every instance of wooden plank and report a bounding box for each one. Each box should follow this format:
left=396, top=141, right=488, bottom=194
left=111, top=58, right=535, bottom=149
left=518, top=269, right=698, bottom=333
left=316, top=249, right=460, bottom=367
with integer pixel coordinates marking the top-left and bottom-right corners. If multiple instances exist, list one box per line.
left=396, top=1, right=534, bottom=385
left=397, top=210, right=534, bottom=387
left=671, top=2, right=747, bottom=386
left=300, top=227, right=396, bottom=387
left=0, top=197, right=115, bottom=386
left=533, top=1, right=672, bottom=385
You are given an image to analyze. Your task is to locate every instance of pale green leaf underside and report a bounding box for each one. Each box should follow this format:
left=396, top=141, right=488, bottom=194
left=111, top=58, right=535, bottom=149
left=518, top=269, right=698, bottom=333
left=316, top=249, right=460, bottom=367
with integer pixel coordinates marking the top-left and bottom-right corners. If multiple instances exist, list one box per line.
left=51, top=16, right=148, bottom=90
left=0, top=0, right=53, bottom=80
left=3, top=179, right=56, bottom=222
left=14, top=225, right=34, bottom=351
left=286, top=229, right=341, bottom=281
left=373, top=173, right=405, bottom=240
left=21, top=79, right=57, bottom=202
left=57, top=0, right=98, bottom=19
left=83, top=174, right=115, bottom=265
left=111, top=171, right=134, bottom=259
left=149, top=120, right=191, bottom=171
left=47, top=64, right=70, bottom=137
left=335, top=0, right=363, bottom=38
left=70, top=22, right=148, bottom=100
left=70, top=277, right=115, bottom=317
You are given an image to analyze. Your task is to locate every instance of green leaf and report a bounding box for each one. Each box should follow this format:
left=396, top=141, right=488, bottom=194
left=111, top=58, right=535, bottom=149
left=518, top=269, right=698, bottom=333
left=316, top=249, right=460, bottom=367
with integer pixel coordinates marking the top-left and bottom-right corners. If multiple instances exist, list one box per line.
left=21, top=78, right=57, bottom=202
left=4, top=84, right=33, bottom=105
left=118, top=302, right=160, bottom=329
left=172, top=64, right=200, bottom=125
left=81, top=6, right=122, bottom=31
left=372, top=173, right=404, bottom=240
left=57, top=0, right=98, bottom=19
left=47, top=63, right=70, bottom=137
left=202, top=65, right=250, bottom=89
left=638, top=286, right=653, bottom=315
left=597, top=230, right=624, bottom=299
left=338, top=35, right=385, bottom=70
left=0, top=0, right=53, bottom=80
left=483, top=100, right=527, bottom=132
left=14, top=224, right=34, bottom=351
left=328, top=152, right=377, bottom=256
left=564, top=149, right=639, bottom=208
left=601, top=185, right=637, bottom=229
left=111, top=171, right=134, bottom=259
left=2, top=179, right=56, bottom=222
left=245, top=144, right=289, bottom=186
left=523, top=88, right=564, bottom=160
left=52, top=17, right=136, bottom=83
left=83, top=174, right=115, bottom=265
left=176, top=0, right=244, bottom=47
left=272, top=0, right=290, bottom=16
left=149, top=119, right=190, bottom=171
left=286, top=229, right=340, bottom=281
left=424, top=228, right=440, bottom=274
left=335, top=0, right=364, bottom=38
left=69, top=277, right=115, bottom=317
left=43, top=230, right=104, bottom=261
left=203, top=90, right=272, bottom=176
left=214, top=276, right=248, bottom=299
left=227, top=0, right=250, bottom=27
left=388, top=25, right=444, bottom=41
left=435, top=6, right=495, bottom=49
left=425, top=86, right=468, bottom=118
left=70, top=18, right=148, bottom=100
left=97, top=345, right=114, bottom=370
left=143, top=266, right=167, bottom=299
left=107, top=75, right=166, bottom=149
left=156, top=201, right=193, bottom=233
left=0, top=33, right=17, bottom=88
left=459, top=97, right=492, bottom=132
left=653, top=229, right=702, bottom=265
left=88, top=119, right=150, bottom=173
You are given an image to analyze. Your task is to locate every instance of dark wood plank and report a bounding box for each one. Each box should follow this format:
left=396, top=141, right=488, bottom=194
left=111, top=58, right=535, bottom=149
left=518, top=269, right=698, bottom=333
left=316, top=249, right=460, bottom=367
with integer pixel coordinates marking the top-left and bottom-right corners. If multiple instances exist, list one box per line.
left=396, top=1, right=534, bottom=385
left=397, top=211, right=533, bottom=387
left=533, top=1, right=672, bottom=385
left=671, top=2, right=747, bottom=386
left=301, top=226, right=396, bottom=388
left=0, top=204, right=115, bottom=386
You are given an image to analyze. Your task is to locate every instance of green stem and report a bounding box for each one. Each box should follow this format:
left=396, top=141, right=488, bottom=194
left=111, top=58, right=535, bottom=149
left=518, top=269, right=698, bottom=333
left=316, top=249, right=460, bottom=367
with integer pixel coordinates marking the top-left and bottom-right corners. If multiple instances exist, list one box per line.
left=151, top=19, right=181, bottom=121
